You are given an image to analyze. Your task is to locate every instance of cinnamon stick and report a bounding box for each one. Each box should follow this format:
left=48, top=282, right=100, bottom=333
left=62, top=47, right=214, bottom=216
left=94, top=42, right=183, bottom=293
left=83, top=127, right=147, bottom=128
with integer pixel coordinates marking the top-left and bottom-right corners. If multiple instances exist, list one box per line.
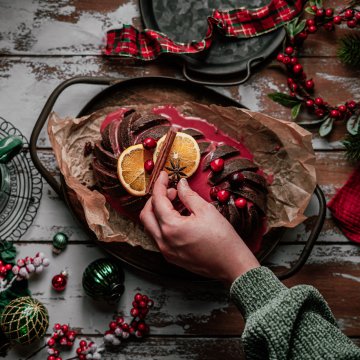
left=146, top=127, right=177, bottom=194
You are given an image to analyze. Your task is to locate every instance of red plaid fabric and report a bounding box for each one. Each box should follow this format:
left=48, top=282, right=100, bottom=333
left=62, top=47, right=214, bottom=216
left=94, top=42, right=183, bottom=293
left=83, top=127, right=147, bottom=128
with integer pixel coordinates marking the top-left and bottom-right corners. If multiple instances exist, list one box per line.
left=104, top=0, right=305, bottom=60
left=328, top=166, right=360, bottom=243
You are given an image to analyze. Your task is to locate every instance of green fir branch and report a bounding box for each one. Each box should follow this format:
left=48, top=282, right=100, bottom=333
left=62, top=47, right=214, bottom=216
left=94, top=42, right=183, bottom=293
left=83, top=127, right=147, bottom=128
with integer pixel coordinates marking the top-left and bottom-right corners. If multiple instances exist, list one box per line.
left=337, top=34, right=360, bottom=67
left=343, top=132, right=360, bottom=162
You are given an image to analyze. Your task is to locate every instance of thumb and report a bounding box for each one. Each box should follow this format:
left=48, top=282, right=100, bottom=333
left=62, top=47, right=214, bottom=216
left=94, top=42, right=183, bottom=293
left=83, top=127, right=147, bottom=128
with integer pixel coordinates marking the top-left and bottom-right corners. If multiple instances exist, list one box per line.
left=177, top=178, right=208, bottom=215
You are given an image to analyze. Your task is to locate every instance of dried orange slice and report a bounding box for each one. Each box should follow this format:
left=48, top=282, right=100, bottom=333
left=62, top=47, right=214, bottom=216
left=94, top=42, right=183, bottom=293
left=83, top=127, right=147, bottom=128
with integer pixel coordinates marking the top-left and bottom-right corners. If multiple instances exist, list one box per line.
left=117, top=144, right=152, bottom=196
left=154, top=132, right=200, bottom=180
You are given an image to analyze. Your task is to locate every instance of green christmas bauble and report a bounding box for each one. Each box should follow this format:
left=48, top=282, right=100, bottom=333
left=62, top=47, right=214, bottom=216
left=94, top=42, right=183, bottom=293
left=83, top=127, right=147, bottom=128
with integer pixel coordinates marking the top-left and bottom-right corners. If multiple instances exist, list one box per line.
left=0, top=296, right=49, bottom=345
left=82, top=258, right=125, bottom=302
left=52, top=232, right=68, bottom=254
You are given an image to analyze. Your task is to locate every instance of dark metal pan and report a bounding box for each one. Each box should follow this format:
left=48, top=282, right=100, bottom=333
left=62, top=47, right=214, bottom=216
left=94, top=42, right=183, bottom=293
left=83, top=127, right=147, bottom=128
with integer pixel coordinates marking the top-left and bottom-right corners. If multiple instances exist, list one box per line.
left=30, top=76, right=326, bottom=280
left=139, top=0, right=286, bottom=86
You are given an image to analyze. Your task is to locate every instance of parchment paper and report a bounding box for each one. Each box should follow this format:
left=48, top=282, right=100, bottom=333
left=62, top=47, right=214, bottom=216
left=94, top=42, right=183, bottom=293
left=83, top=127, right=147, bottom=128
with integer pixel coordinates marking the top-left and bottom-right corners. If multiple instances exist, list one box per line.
left=48, top=103, right=316, bottom=252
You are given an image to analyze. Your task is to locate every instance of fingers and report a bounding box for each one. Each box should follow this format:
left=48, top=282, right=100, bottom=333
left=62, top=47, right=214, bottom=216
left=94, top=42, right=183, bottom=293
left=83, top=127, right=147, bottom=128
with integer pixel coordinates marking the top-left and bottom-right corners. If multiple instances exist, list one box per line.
left=167, top=187, right=178, bottom=201
left=177, top=178, right=208, bottom=215
left=152, top=171, right=181, bottom=224
left=140, top=197, right=163, bottom=241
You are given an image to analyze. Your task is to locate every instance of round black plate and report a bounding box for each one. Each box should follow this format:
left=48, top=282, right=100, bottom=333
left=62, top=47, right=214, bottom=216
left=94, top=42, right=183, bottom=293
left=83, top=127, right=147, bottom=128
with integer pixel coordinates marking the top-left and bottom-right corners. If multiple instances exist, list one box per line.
left=140, top=0, right=285, bottom=83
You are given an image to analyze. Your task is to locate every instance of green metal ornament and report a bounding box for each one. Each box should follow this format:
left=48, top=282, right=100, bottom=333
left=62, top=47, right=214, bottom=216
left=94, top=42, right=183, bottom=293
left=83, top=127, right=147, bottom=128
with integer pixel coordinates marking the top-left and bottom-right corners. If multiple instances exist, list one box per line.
left=82, top=258, right=125, bottom=302
left=0, top=296, right=49, bottom=345
left=52, top=232, right=68, bottom=254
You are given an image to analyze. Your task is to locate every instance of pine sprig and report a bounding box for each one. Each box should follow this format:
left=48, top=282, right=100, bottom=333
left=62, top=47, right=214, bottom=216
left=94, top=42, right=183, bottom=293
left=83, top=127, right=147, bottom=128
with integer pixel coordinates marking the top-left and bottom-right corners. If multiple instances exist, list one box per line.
left=337, top=34, right=360, bottom=67
left=343, top=132, right=360, bottom=162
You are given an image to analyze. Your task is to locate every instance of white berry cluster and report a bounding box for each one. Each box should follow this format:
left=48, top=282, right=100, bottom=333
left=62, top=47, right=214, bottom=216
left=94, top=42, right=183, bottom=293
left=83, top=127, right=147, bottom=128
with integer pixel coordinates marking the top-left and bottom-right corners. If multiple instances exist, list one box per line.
left=12, top=252, right=50, bottom=280
left=103, top=325, right=130, bottom=346
left=78, top=341, right=103, bottom=360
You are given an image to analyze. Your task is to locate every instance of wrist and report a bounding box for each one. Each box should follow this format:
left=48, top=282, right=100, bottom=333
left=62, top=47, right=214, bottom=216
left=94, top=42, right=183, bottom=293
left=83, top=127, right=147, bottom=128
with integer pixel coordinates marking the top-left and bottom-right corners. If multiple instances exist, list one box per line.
left=223, top=255, right=260, bottom=284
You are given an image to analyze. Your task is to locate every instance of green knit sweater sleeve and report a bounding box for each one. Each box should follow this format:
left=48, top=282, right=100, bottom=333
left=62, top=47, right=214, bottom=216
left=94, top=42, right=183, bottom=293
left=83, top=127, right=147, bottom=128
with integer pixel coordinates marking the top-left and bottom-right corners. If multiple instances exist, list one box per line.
left=230, top=266, right=360, bottom=360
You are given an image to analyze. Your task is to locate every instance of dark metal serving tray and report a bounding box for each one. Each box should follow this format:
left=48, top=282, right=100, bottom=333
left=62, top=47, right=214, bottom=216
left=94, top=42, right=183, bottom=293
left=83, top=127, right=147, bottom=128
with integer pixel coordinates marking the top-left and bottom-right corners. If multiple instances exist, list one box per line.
left=30, top=76, right=326, bottom=281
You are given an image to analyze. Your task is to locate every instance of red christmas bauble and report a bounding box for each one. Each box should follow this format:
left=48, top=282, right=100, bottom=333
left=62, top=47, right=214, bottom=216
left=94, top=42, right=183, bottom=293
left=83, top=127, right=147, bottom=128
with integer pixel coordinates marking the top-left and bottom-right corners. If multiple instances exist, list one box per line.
left=52, top=273, right=67, bottom=292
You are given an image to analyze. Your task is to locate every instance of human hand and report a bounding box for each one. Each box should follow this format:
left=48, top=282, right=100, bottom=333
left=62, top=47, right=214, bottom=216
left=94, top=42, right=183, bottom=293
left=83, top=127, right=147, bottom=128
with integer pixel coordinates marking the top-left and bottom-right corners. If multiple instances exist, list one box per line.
left=140, top=171, right=260, bottom=283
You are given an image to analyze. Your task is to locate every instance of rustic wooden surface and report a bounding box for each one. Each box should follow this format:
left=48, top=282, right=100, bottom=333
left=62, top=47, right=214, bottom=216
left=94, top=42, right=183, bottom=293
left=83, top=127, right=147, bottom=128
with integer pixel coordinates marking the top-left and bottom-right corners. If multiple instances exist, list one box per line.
left=0, top=0, right=359, bottom=359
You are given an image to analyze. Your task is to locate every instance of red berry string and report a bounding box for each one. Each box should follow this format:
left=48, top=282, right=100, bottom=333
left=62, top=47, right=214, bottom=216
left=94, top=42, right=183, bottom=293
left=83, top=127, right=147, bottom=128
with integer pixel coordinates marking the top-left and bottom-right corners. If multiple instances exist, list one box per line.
left=272, top=1, right=360, bottom=136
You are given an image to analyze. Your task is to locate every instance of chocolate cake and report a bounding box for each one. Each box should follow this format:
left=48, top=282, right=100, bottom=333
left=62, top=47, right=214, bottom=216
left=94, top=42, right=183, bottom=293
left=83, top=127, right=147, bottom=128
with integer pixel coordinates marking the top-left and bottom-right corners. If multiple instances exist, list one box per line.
left=91, top=105, right=268, bottom=251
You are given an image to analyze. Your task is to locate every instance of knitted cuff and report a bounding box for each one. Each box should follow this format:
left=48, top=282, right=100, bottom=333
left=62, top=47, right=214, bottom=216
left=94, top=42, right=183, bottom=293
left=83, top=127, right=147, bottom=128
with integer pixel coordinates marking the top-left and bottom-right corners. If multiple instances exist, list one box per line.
left=230, top=266, right=287, bottom=319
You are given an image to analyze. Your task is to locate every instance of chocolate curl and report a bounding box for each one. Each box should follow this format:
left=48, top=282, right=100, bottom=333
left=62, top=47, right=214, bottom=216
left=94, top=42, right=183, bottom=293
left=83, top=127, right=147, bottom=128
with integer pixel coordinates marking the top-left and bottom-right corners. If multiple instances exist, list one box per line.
left=146, top=127, right=177, bottom=195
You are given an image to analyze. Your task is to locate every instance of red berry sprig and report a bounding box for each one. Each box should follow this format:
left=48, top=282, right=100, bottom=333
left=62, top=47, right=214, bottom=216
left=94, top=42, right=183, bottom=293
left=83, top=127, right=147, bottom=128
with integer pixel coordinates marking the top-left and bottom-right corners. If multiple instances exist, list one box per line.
left=0, top=260, right=13, bottom=279
left=272, top=3, right=360, bottom=135
left=46, top=324, right=77, bottom=360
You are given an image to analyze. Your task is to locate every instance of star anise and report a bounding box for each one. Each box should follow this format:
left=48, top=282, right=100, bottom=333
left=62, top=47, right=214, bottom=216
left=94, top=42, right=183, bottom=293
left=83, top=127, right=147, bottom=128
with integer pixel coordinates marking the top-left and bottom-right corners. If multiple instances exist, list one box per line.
left=165, top=158, right=187, bottom=183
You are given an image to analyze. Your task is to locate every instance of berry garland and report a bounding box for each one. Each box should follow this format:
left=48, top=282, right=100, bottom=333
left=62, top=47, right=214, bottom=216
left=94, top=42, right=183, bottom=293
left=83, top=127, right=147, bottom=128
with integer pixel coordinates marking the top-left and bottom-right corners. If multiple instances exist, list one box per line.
left=268, top=0, right=360, bottom=138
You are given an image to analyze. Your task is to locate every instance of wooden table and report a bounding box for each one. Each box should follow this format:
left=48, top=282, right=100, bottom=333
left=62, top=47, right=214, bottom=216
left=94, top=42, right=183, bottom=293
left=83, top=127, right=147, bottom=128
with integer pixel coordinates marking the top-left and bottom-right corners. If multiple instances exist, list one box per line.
left=0, top=1, right=359, bottom=358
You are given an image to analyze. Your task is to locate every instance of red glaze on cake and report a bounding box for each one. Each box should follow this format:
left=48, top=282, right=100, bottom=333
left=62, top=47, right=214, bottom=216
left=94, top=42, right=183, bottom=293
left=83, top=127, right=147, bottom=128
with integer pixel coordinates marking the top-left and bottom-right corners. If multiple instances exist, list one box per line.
left=92, top=105, right=268, bottom=254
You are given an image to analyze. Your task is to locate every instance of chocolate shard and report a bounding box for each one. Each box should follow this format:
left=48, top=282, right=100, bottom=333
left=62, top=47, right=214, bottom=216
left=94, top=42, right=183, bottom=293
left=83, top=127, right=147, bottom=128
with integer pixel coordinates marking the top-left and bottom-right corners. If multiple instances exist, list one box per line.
left=109, top=121, right=122, bottom=157
left=131, top=114, right=169, bottom=134
left=198, top=141, right=211, bottom=156
left=92, top=159, right=119, bottom=185
left=242, top=171, right=268, bottom=193
left=120, top=112, right=141, bottom=150
left=136, top=125, right=170, bottom=143
left=182, top=128, right=204, bottom=139
left=101, top=183, right=128, bottom=198
left=101, top=123, right=112, bottom=152
left=232, top=186, right=267, bottom=214
left=93, top=141, right=118, bottom=169
left=208, top=158, right=258, bottom=185
left=204, top=145, right=240, bottom=170
left=228, top=197, right=243, bottom=234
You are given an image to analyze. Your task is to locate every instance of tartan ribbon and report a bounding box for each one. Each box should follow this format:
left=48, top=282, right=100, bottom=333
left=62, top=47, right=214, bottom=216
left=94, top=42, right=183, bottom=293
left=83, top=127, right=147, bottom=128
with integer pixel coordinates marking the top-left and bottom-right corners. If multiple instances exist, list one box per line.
left=104, top=0, right=306, bottom=60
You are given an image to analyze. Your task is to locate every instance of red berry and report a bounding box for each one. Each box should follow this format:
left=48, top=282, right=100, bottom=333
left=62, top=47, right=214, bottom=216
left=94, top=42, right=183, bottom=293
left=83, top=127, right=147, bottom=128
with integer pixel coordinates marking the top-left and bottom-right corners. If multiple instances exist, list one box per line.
left=338, top=105, right=347, bottom=113
left=306, top=99, right=314, bottom=108
left=235, top=198, right=247, bottom=209
left=217, top=190, right=230, bottom=203
left=283, top=56, right=291, bottom=64
left=347, top=100, right=357, bottom=110
left=132, top=300, right=139, bottom=308
left=138, top=322, right=147, bottom=332
left=144, top=159, right=154, bottom=173
left=109, top=321, right=117, bottom=330
left=53, top=350, right=60, bottom=356
left=141, top=308, right=149, bottom=316
left=48, top=356, right=56, bottom=360
left=293, top=64, right=303, bottom=74
left=306, top=19, right=315, bottom=26
left=5, top=264, right=12, bottom=271
left=330, top=109, right=340, bottom=118
left=210, top=158, right=224, bottom=172
left=229, top=172, right=244, bottom=186
left=60, top=337, right=68, bottom=346
left=142, top=295, right=149, bottom=302
left=347, top=19, right=357, bottom=28
left=287, top=78, right=294, bottom=86
left=54, top=323, right=61, bottom=331
left=122, top=323, right=129, bottom=331
left=76, top=347, right=83, bottom=355
left=55, top=357, right=62, bottom=360
left=345, top=9, right=354, bottom=19
left=142, top=137, right=157, bottom=150
left=314, top=97, right=324, bottom=106
left=296, top=31, right=308, bottom=41
left=131, top=320, right=138, bottom=329
left=290, top=83, right=298, bottom=92
left=135, top=330, right=143, bottom=338
left=61, top=324, right=69, bottom=333
left=47, top=338, right=56, bottom=346
left=129, top=326, right=135, bottom=334
left=276, top=53, right=284, bottom=62
left=316, top=8, right=324, bottom=17
left=311, top=5, right=317, bottom=11
left=67, top=330, right=76, bottom=340
left=324, top=21, right=334, bottom=31
left=289, top=91, right=296, bottom=97
left=285, top=46, right=294, bottom=55
left=325, top=8, right=334, bottom=17
left=315, top=108, right=325, bottom=118
left=79, top=340, right=87, bottom=348
left=290, top=57, right=298, bottom=65
left=210, top=186, right=219, bottom=200
left=333, top=16, right=342, bottom=24
left=355, top=12, right=360, bottom=21
left=131, top=308, right=139, bottom=317
left=305, top=79, right=314, bottom=90
left=135, top=293, right=143, bottom=302
left=0, top=266, right=6, bottom=275
left=307, top=25, right=317, bottom=33
left=139, top=300, right=147, bottom=308
left=79, top=355, right=86, bottom=360
left=116, top=316, right=124, bottom=324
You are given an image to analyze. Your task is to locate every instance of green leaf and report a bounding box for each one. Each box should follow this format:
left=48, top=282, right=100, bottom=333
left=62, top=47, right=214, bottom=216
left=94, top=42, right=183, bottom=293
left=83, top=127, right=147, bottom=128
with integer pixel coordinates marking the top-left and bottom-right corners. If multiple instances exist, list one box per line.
left=0, top=241, right=16, bottom=263
left=309, top=0, right=316, bottom=5
left=315, top=0, right=323, bottom=8
left=268, top=92, right=301, bottom=108
left=319, top=117, right=334, bottom=137
left=297, top=118, right=328, bottom=126
left=291, top=103, right=302, bottom=119
left=294, top=19, right=306, bottom=35
left=305, top=7, right=316, bottom=15
left=346, top=114, right=360, bottom=135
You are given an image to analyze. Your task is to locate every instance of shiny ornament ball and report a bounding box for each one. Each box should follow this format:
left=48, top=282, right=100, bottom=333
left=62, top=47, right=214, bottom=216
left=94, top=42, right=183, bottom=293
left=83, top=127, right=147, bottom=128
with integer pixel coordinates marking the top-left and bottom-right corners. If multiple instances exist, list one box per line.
left=82, top=258, right=125, bottom=302
left=1, top=296, right=49, bottom=345
left=52, top=232, right=68, bottom=254
left=52, top=272, right=68, bottom=292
